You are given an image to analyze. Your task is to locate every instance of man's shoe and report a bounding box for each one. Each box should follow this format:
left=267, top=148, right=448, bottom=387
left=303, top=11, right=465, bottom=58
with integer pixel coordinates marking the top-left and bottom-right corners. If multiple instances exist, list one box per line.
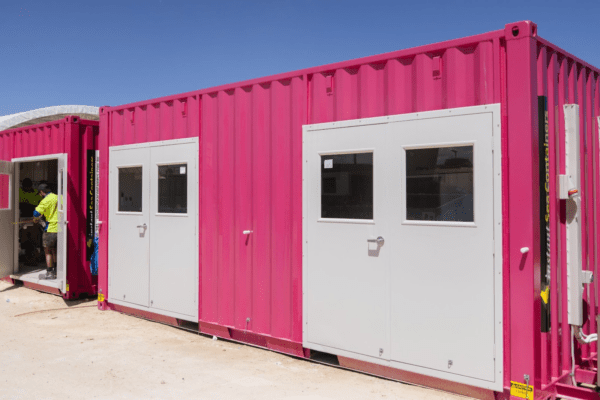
left=45, top=270, right=57, bottom=280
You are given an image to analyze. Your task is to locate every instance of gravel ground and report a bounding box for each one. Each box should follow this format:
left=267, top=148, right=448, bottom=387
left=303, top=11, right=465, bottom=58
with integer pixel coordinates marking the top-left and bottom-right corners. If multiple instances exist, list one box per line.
left=0, top=280, right=472, bottom=400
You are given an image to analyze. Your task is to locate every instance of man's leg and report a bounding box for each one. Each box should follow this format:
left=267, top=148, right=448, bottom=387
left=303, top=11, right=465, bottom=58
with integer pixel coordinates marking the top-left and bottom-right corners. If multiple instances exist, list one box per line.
left=43, top=246, right=53, bottom=278
left=44, top=248, right=53, bottom=270
left=51, top=249, right=57, bottom=278
left=42, top=232, right=57, bottom=279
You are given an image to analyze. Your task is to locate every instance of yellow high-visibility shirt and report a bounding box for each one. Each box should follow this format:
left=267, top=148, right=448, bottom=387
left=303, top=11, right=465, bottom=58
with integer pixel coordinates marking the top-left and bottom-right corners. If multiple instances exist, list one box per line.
left=19, top=188, right=41, bottom=206
left=35, top=193, right=59, bottom=233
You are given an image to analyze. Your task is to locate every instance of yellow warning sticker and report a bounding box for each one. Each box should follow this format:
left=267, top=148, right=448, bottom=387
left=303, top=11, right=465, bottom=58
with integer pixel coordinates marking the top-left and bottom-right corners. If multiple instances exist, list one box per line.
left=541, top=286, right=550, bottom=304
left=510, top=381, right=534, bottom=400
left=98, top=293, right=105, bottom=302
left=66, top=284, right=69, bottom=292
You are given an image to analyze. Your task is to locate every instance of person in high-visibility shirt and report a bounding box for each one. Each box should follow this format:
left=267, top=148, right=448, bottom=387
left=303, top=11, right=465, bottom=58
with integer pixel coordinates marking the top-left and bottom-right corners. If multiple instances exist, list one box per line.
left=34, top=183, right=59, bottom=280
left=19, top=178, right=41, bottom=218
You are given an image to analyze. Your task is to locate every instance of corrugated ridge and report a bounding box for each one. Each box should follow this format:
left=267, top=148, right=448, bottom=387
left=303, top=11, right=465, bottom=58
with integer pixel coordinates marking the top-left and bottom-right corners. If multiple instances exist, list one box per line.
left=104, top=29, right=506, bottom=114
left=536, top=41, right=600, bottom=387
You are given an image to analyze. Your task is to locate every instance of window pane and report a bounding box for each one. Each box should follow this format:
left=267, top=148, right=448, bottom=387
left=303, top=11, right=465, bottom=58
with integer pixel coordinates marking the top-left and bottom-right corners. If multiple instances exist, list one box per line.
left=118, top=167, right=142, bottom=212
left=406, top=146, right=473, bottom=222
left=0, top=174, right=9, bottom=210
left=321, top=153, right=373, bottom=219
left=158, top=164, right=187, bottom=214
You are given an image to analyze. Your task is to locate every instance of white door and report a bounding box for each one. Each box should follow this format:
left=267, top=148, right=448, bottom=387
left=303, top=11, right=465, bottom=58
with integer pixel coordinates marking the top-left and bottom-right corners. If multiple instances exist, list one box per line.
left=304, top=123, right=390, bottom=359
left=149, top=142, right=198, bottom=318
left=388, top=113, right=497, bottom=382
left=56, top=154, right=68, bottom=292
left=109, top=147, right=151, bottom=307
left=108, top=139, right=198, bottom=321
left=303, top=105, right=502, bottom=391
left=0, top=161, right=14, bottom=279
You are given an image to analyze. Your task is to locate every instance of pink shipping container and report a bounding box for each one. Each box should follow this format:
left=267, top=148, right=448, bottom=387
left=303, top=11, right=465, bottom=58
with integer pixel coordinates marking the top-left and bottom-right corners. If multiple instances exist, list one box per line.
left=0, top=116, right=99, bottom=300
left=97, top=21, right=600, bottom=399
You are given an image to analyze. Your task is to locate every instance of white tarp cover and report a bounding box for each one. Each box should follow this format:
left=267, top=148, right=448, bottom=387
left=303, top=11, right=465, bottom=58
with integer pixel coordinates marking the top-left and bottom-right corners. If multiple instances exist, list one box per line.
left=0, top=105, right=99, bottom=131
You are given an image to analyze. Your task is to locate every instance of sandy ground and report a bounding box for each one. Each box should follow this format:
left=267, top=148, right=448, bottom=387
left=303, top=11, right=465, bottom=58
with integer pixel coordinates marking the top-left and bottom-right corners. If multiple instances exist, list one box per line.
left=0, top=281, right=472, bottom=400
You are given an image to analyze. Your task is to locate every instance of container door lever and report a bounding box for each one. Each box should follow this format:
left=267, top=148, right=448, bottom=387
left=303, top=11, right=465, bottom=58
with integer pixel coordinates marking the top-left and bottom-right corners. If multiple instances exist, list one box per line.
left=367, top=236, right=385, bottom=246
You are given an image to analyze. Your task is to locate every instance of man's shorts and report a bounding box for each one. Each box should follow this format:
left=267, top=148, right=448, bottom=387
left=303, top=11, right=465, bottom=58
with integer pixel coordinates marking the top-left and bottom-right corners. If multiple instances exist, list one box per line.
left=42, top=232, right=57, bottom=249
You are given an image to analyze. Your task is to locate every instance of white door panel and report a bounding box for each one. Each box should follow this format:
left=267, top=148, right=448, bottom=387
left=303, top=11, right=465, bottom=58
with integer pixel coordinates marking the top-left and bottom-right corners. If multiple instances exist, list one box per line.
left=0, top=161, right=14, bottom=279
left=109, top=148, right=150, bottom=307
left=303, top=106, right=502, bottom=390
left=108, top=139, right=198, bottom=321
left=389, top=113, right=496, bottom=381
left=305, top=124, right=390, bottom=359
left=149, top=142, right=198, bottom=317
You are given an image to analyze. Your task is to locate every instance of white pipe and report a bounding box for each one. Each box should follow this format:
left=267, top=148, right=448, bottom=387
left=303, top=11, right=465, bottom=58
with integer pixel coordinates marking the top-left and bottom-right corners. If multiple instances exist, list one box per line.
left=570, top=325, right=598, bottom=387
left=573, top=325, right=598, bottom=344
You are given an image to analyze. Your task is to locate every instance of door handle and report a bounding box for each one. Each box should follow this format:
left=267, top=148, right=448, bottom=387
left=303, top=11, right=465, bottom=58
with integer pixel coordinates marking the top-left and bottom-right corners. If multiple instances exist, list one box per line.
left=137, top=223, right=147, bottom=229
left=243, top=230, right=253, bottom=235
left=367, top=236, right=385, bottom=246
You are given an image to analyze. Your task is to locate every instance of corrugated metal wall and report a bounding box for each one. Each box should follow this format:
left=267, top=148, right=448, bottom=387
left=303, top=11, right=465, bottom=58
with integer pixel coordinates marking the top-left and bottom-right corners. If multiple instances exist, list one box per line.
left=0, top=121, right=68, bottom=211
left=102, top=31, right=507, bottom=344
left=0, top=175, right=8, bottom=209
left=0, top=121, right=68, bottom=160
left=308, top=42, right=499, bottom=124
left=200, top=78, right=306, bottom=341
left=0, top=118, right=100, bottom=297
left=536, top=38, right=600, bottom=386
left=0, top=131, right=14, bottom=210
left=108, top=96, right=200, bottom=147
left=15, top=122, right=69, bottom=158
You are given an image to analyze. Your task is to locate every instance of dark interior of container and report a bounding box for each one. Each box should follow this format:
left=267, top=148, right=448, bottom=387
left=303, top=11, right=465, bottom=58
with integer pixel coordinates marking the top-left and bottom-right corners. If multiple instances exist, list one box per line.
left=16, top=159, right=58, bottom=275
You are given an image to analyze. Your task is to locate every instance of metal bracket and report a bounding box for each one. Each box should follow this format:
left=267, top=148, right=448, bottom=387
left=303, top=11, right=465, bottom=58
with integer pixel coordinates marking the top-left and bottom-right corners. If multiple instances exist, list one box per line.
left=558, top=174, right=578, bottom=199
left=581, top=270, right=594, bottom=285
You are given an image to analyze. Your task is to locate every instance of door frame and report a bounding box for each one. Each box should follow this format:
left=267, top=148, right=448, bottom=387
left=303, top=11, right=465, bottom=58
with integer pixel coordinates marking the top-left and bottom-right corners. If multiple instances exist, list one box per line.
left=302, top=104, right=503, bottom=391
left=10, top=153, right=68, bottom=291
left=107, top=137, right=199, bottom=322
left=0, top=160, right=14, bottom=279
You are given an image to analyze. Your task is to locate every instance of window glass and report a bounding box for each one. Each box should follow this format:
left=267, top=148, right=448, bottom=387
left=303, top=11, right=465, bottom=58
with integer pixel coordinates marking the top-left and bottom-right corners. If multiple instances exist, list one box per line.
left=158, top=164, right=187, bottom=214
left=406, top=146, right=474, bottom=222
left=321, top=153, right=373, bottom=219
left=0, top=174, right=9, bottom=210
left=118, top=167, right=143, bottom=212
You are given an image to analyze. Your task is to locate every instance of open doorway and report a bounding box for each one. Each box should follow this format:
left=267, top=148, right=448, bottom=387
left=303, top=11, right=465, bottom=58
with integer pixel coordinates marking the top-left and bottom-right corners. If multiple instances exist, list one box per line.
left=12, top=158, right=61, bottom=287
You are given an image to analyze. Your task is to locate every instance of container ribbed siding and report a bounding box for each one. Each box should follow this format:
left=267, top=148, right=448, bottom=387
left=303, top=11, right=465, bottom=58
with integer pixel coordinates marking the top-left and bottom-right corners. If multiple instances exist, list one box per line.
left=100, top=32, right=505, bottom=344
left=0, top=175, right=8, bottom=209
left=535, top=39, right=600, bottom=385
left=0, top=131, right=14, bottom=210
left=98, top=21, right=600, bottom=398
left=0, top=118, right=99, bottom=299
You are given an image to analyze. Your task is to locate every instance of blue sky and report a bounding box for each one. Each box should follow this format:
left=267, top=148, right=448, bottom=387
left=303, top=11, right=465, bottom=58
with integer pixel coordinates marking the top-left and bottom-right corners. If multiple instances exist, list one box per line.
left=1, top=0, right=598, bottom=116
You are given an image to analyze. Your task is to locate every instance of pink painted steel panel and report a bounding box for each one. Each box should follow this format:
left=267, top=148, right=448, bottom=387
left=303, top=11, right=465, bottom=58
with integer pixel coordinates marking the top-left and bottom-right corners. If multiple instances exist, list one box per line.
left=0, top=130, right=14, bottom=210
left=534, top=33, right=600, bottom=393
left=0, top=174, right=9, bottom=209
left=594, top=73, right=600, bottom=359
left=505, top=24, right=540, bottom=390
left=233, top=86, right=252, bottom=330
left=0, top=117, right=99, bottom=299
left=101, top=25, right=509, bottom=369
left=216, top=90, right=235, bottom=328
left=250, top=83, right=273, bottom=335
left=97, top=20, right=600, bottom=399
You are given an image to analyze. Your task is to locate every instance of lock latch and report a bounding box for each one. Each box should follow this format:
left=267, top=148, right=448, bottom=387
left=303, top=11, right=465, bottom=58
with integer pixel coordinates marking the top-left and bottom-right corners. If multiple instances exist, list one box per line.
left=558, top=174, right=578, bottom=199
